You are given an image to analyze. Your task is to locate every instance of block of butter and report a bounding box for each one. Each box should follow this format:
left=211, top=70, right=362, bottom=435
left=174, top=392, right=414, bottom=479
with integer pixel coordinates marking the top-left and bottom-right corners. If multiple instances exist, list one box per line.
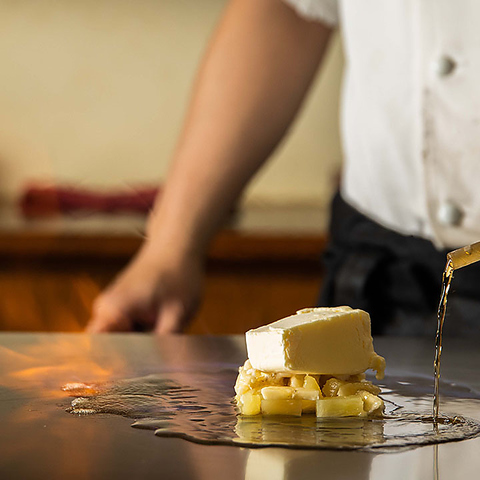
left=246, top=306, right=384, bottom=378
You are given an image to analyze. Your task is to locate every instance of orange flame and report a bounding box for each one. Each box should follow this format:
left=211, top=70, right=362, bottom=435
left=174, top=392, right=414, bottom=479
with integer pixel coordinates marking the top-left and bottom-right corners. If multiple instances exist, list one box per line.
left=0, top=334, right=131, bottom=477
left=0, top=335, right=125, bottom=398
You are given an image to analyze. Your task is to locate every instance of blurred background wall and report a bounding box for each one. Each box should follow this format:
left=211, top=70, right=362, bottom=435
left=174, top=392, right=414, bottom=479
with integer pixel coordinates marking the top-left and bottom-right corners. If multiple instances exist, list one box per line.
left=0, top=0, right=343, bottom=209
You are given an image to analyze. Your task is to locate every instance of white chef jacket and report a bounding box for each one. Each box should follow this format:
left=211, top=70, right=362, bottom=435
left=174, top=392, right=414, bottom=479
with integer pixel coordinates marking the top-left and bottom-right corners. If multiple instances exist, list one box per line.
left=283, top=0, right=480, bottom=249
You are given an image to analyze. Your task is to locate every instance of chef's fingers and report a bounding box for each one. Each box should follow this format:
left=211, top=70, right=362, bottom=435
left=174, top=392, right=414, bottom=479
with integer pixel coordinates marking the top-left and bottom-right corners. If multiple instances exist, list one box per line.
left=155, top=301, right=185, bottom=335
left=86, top=296, right=132, bottom=333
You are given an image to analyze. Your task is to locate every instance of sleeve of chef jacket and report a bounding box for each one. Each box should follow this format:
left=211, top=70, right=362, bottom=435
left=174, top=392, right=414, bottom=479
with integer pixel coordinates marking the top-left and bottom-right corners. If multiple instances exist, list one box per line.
left=282, top=0, right=339, bottom=26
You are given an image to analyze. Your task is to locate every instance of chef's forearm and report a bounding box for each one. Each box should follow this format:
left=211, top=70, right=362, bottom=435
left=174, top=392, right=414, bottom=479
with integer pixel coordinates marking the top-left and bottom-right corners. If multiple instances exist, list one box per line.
left=146, top=0, right=332, bottom=259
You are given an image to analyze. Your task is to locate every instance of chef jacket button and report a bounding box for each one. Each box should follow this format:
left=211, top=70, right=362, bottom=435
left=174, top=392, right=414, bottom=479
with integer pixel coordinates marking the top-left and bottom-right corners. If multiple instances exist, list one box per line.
left=434, top=55, right=456, bottom=77
left=437, top=201, right=463, bottom=226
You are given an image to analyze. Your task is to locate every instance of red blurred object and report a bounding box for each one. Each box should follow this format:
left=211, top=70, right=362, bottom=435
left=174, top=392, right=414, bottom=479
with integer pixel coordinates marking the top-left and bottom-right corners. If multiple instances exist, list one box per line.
left=19, top=183, right=161, bottom=218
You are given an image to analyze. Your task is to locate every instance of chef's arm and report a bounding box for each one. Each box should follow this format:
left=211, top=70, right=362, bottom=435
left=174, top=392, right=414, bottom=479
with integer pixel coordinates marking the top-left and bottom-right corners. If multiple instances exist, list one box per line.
left=87, top=0, right=333, bottom=334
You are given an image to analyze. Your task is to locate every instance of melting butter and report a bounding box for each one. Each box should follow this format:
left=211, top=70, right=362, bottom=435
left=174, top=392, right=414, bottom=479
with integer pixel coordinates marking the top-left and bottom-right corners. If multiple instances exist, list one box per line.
left=246, top=307, right=385, bottom=378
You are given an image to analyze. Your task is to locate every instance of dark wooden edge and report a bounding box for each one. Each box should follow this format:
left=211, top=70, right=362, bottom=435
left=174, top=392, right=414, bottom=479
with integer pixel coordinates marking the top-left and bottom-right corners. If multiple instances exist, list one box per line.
left=0, top=230, right=328, bottom=263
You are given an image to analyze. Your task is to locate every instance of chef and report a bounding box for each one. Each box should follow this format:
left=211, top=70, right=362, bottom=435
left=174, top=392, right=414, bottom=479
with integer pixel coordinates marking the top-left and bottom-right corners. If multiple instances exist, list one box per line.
left=87, top=0, right=480, bottom=336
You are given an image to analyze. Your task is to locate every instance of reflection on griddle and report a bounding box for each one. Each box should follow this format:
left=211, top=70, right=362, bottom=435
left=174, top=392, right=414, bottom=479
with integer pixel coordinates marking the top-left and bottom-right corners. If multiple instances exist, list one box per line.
left=235, top=415, right=385, bottom=448
left=244, top=449, right=373, bottom=480
left=63, top=370, right=480, bottom=452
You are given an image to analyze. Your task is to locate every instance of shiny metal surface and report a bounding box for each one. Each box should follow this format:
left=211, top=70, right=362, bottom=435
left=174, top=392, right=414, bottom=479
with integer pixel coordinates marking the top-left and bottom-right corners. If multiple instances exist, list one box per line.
left=1, top=333, right=480, bottom=480
left=447, top=241, right=480, bottom=270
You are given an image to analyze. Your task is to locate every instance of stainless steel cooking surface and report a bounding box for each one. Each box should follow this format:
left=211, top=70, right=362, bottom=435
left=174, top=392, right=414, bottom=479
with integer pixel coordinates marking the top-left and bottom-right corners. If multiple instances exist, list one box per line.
left=1, top=333, right=480, bottom=480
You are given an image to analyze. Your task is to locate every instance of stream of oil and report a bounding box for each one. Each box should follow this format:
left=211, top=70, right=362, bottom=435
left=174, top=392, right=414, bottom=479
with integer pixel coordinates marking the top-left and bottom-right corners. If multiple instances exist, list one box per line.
left=64, top=370, right=480, bottom=452
left=433, top=260, right=454, bottom=421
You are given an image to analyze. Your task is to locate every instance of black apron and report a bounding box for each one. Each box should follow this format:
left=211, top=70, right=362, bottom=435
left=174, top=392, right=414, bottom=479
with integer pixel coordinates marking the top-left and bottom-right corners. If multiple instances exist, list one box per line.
left=319, top=193, right=480, bottom=337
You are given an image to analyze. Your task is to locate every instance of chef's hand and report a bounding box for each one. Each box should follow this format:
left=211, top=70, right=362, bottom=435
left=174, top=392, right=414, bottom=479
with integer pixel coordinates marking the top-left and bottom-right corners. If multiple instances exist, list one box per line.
left=86, top=244, right=203, bottom=334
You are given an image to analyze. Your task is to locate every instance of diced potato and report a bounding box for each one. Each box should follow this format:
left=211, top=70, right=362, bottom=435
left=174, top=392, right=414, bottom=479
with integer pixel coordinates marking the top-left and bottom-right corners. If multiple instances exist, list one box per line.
left=337, top=381, right=381, bottom=397
left=238, top=391, right=261, bottom=416
left=293, top=388, right=320, bottom=401
left=301, top=400, right=317, bottom=414
left=261, top=386, right=295, bottom=400
left=235, top=358, right=384, bottom=418
left=357, top=390, right=384, bottom=415
left=303, top=375, right=321, bottom=392
left=322, top=377, right=345, bottom=397
left=235, top=360, right=288, bottom=397
left=316, top=395, right=366, bottom=418
left=261, top=398, right=303, bottom=416
left=234, top=375, right=249, bottom=396
left=290, top=374, right=305, bottom=388
left=347, top=373, right=366, bottom=382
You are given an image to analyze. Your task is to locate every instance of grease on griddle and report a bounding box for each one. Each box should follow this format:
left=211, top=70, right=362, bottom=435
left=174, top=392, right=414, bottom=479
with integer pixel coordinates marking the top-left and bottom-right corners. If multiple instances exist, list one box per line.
left=63, top=371, right=480, bottom=451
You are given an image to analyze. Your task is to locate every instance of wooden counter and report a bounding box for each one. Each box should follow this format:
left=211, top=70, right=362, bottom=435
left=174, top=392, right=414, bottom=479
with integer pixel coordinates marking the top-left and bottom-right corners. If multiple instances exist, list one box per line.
left=0, top=206, right=328, bottom=334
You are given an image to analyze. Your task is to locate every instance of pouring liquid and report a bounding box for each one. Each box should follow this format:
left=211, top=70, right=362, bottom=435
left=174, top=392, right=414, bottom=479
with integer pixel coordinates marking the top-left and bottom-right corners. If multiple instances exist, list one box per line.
left=434, top=241, right=480, bottom=421
left=433, top=261, right=453, bottom=421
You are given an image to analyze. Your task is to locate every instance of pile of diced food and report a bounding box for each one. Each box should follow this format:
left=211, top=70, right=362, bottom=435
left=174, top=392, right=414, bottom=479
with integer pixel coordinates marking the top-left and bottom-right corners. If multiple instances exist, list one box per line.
left=234, top=307, right=386, bottom=418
